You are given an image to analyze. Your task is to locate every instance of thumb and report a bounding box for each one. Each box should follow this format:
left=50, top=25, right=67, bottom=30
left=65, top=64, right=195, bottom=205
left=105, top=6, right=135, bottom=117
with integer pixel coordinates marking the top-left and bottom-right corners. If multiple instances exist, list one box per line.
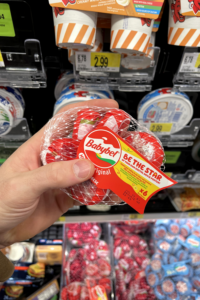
left=20, top=159, right=95, bottom=198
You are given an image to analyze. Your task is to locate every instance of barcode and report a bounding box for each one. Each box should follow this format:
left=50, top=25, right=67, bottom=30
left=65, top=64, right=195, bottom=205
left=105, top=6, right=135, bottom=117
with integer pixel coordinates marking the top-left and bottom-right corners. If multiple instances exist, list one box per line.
left=172, top=112, right=182, bottom=122
left=184, top=56, right=193, bottom=64
left=38, top=253, right=47, bottom=259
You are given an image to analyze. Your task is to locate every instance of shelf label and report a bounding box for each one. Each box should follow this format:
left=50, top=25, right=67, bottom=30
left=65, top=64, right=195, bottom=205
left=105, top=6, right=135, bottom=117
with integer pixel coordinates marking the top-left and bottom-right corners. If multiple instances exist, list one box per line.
left=0, top=51, right=4, bottom=67
left=76, top=52, right=121, bottom=72
left=58, top=216, right=66, bottom=222
left=150, top=123, right=172, bottom=133
left=179, top=53, right=200, bottom=73
left=129, top=214, right=144, bottom=219
left=188, top=212, right=200, bottom=218
left=165, top=151, right=181, bottom=164
left=164, top=172, right=173, bottom=178
left=0, top=3, right=15, bottom=37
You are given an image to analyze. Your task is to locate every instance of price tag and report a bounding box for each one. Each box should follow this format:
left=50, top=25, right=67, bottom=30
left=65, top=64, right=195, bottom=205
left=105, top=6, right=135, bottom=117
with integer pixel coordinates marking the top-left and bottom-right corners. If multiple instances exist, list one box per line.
left=0, top=51, right=4, bottom=67
left=150, top=123, right=173, bottom=133
left=0, top=4, right=15, bottom=37
left=129, top=214, right=144, bottom=219
left=76, top=52, right=121, bottom=72
left=188, top=212, right=200, bottom=218
left=164, top=172, right=173, bottom=178
left=179, top=53, right=200, bottom=73
left=58, top=216, right=66, bottom=222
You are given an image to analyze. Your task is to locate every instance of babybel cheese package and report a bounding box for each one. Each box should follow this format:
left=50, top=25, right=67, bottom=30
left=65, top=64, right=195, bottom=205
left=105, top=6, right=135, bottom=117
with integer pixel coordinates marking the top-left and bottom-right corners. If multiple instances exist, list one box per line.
left=41, top=107, right=177, bottom=214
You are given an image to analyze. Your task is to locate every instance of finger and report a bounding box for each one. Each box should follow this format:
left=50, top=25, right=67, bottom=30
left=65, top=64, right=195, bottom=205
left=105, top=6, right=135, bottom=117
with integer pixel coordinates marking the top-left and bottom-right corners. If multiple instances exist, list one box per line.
left=18, top=159, right=95, bottom=199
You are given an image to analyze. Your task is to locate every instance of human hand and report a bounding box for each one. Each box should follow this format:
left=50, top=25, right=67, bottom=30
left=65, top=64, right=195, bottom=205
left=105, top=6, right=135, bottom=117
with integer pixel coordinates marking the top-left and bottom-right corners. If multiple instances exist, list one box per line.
left=0, top=99, right=118, bottom=248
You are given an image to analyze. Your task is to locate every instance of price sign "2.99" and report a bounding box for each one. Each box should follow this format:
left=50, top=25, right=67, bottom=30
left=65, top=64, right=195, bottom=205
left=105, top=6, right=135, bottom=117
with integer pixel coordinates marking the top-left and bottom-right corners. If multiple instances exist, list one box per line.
left=75, top=52, right=121, bottom=72
left=150, top=123, right=173, bottom=133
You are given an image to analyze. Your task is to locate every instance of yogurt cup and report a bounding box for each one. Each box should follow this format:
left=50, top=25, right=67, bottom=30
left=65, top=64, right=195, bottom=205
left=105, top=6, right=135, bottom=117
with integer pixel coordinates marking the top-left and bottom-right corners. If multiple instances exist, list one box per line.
left=54, top=71, right=74, bottom=100
left=137, top=88, right=193, bottom=135
left=53, top=90, right=110, bottom=115
left=60, top=81, right=114, bottom=100
left=0, top=87, right=25, bottom=126
left=0, top=95, right=14, bottom=136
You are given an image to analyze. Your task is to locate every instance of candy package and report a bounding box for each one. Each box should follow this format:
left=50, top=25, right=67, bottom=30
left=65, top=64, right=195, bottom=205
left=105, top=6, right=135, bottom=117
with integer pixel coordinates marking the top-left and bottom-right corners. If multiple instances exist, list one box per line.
left=41, top=107, right=167, bottom=207
left=146, top=218, right=200, bottom=299
left=61, top=223, right=113, bottom=300
left=112, top=220, right=154, bottom=235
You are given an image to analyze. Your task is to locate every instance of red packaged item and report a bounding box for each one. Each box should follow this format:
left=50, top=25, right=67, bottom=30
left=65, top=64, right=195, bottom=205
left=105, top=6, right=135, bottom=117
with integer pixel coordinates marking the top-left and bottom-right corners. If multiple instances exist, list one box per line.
left=41, top=107, right=175, bottom=209
left=73, top=108, right=101, bottom=141
left=66, top=282, right=82, bottom=300
left=98, top=259, right=111, bottom=277
left=80, top=286, right=90, bottom=300
left=98, top=278, right=111, bottom=293
left=95, top=109, right=130, bottom=135
left=46, top=138, right=79, bottom=164
left=125, top=132, right=164, bottom=169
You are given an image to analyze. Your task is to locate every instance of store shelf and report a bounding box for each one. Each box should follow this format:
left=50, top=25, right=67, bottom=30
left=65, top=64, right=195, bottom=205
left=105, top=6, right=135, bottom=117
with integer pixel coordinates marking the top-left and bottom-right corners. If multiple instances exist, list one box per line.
left=74, top=48, right=160, bottom=92
left=0, top=40, right=47, bottom=88
left=0, top=118, right=31, bottom=143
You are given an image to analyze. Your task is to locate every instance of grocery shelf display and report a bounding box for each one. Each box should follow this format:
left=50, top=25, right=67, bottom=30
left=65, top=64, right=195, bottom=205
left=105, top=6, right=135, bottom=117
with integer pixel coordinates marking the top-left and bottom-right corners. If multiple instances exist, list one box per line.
left=1, top=0, right=200, bottom=299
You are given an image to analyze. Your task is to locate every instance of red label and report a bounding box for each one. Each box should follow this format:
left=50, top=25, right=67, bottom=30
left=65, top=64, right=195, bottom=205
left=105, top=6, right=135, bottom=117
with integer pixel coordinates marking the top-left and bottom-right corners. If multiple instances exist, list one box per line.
left=77, top=127, right=177, bottom=214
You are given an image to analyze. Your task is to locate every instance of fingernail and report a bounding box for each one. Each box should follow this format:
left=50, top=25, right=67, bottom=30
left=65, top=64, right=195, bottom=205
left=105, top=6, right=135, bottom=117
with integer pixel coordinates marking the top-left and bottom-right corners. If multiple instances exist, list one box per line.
left=73, top=160, right=91, bottom=179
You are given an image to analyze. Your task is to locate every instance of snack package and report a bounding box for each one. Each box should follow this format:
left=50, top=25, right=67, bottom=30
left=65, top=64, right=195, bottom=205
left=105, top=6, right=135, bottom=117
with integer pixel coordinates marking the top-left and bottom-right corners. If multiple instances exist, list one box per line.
left=41, top=107, right=176, bottom=213
left=61, top=223, right=112, bottom=300
left=113, top=222, right=155, bottom=300
left=147, top=218, right=200, bottom=299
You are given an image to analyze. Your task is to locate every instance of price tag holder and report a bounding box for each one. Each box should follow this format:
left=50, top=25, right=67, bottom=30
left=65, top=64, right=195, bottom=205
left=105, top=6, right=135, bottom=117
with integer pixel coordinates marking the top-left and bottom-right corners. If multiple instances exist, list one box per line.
left=76, top=52, right=121, bottom=72
left=0, top=51, right=5, bottom=67
left=0, top=3, right=15, bottom=37
left=188, top=212, right=200, bottom=218
left=150, top=123, right=173, bottom=134
left=179, top=53, right=200, bottom=73
left=129, top=214, right=144, bottom=219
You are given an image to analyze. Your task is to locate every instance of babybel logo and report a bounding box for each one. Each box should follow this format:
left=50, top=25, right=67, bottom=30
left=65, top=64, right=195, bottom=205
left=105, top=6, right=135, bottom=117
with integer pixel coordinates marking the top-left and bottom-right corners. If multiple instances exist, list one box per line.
left=61, top=0, right=76, bottom=6
left=175, top=265, right=187, bottom=272
left=188, top=238, right=199, bottom=247
left=84, top=129, right=121, bottom=169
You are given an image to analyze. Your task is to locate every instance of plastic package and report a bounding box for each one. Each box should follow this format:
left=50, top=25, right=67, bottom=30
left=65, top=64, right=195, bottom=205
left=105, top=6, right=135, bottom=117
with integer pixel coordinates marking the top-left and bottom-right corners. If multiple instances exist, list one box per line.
left=113, top=222, right=155, bottom=300
left=61, top=223, right=112, bottom=300
left=41, top=107, right=165, bottom=206
left=147, top=218, right=200, bottom=300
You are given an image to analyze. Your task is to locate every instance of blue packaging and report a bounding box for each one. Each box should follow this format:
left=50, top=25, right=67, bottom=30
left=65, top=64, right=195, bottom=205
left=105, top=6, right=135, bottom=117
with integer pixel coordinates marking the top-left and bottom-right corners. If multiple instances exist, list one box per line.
left=167, top=291, right=180, bottom=300
left=151, top=259, right=162, bottom=273
left=146, top=272, right=159, bottom=287
left=175, top=278, right=192, bottom=295
left=165, top=233, right=177, bottom=244
left=186, top=265, right=194, bottom=278
left=185, top=235, right=200, bottom=252
left=168, top=223, right=180, bottom=235
left=180, top=225, right=191, bottom=238
left=158, top=240, right=172, bottom=253
left=156, top=220, right=171, bottom=227
left=152, top=253, right=163, bottom=260
left=173, top=276, right=183, bottom=282
left=195, top=267, right=200, bottom=276
left=145, top=264, right=151, bottom=276
left=154, top=226, right=167, bottom=239
left=192, top=227, right=200, bottom=239
left=176, top=250, right=188, bottom=261
left=154, top=285, right=166, bottom=300
left=171, top=242, right=182, bottom=255
left=169, top=255, right=178, bottom=264
left=162, top=279, right=175, bottom=295
left=157, top=269, right=164, bottom=283
left=162, top=261, right=190, bottom=277
left=191, top=277, right=200, bottom=290
left=163, top=253, right=170, bottom=265
left=190, top=252, right=200, bottom=266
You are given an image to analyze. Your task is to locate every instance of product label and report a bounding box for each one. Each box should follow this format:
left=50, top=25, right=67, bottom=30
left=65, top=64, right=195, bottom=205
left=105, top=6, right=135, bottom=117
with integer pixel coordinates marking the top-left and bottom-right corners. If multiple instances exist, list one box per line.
left=0, top=4, right=15, bottom=37
left=49, top=0, right=164, bottom=19
left=162, top=260, right=190, bottom=277
left=165, top=151, right=181, bottom=164
left=180, top=235, right=200, bottom=250
left=76, top=52, right=121, bottom=73
left=179, top=53, right=200, bottom=73
left=77, top=127, right=177, bottom=214
left=0, top=50, right=4, bottom=67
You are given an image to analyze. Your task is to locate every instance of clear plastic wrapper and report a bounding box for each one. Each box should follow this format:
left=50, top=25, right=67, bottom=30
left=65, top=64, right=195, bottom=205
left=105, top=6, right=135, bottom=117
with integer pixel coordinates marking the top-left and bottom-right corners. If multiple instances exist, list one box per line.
left=40, top=107, right=165, bottom=206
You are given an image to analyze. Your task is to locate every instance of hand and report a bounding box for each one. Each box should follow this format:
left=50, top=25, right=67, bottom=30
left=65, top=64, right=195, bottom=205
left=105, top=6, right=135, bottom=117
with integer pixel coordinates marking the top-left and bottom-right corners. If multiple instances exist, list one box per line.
left=0, top=99, right=118, bottom=248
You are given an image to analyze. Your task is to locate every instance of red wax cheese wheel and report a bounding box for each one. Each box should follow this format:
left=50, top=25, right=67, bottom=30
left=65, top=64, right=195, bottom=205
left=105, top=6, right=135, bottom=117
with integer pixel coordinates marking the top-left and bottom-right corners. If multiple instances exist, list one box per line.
left=46, top=138, right=79, bottom=164
left=125, top=132, right=164, bottom=169
left=73, top=109, right=101, bottom=141
left=96, top=109, right=130, bottom=134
